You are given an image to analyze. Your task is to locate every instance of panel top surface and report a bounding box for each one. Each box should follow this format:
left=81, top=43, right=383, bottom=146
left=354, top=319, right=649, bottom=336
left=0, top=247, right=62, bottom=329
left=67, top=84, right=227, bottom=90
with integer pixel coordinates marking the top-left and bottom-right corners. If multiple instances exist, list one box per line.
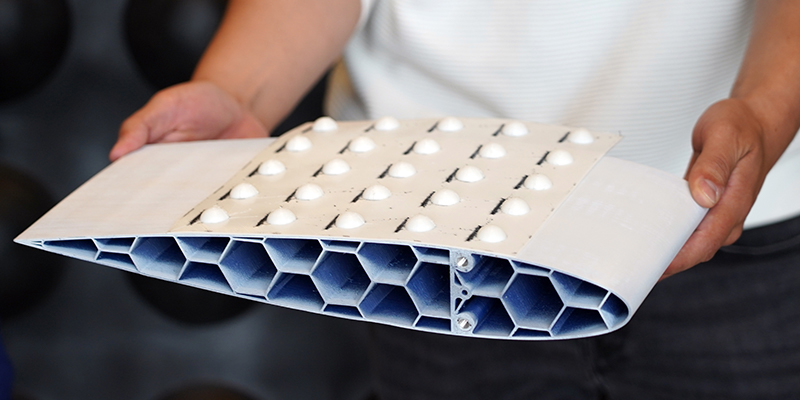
left=170, top=117, right=619, bottom=256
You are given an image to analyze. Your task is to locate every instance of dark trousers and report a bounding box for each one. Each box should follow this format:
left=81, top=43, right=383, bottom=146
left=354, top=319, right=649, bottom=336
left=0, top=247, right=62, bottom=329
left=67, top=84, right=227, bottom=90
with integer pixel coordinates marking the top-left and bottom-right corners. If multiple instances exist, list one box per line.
left=369, top=214, right=800, bottom=400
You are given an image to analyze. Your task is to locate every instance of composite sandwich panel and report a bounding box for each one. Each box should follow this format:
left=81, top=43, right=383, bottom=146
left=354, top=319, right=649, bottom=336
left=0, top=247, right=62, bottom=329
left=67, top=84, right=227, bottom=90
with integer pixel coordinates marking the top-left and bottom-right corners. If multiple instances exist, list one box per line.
left=16, top=118, right=706, bottom=340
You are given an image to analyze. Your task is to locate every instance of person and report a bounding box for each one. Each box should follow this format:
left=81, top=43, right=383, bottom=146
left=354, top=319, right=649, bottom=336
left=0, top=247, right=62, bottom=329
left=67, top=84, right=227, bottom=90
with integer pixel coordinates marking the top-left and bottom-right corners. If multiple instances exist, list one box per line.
left=111, top=1, right=800, bottom=398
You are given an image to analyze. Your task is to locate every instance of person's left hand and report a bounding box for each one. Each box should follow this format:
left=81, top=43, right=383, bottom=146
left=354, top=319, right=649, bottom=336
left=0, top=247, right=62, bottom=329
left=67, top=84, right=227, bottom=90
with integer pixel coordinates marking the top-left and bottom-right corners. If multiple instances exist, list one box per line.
left=661, top=99, right=769, bottom=279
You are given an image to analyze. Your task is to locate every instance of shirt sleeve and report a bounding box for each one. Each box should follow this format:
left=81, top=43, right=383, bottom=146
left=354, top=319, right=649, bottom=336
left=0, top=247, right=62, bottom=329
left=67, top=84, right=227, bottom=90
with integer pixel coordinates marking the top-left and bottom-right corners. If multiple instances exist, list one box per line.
left=356, top=0, right=376, bottom=31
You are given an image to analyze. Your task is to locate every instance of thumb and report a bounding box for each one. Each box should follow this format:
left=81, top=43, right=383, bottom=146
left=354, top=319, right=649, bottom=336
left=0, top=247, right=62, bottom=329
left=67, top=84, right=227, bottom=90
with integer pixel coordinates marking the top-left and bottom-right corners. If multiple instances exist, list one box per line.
left=684, top=105, right=751, bottom=209
left=685, top=99, right=768, bottom=209
left=685, top=146, right=730, bottom=209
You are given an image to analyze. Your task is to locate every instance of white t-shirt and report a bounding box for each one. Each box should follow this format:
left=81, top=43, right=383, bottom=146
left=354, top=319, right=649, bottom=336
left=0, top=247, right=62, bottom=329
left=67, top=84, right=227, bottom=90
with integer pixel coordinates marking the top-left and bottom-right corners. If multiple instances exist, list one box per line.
left=328, top=0, right=800, bottom=228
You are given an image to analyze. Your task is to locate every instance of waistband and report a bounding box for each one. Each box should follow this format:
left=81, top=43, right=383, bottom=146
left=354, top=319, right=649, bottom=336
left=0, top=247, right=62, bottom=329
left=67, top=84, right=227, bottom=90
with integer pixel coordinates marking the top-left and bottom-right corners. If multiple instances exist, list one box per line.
left=720, top=212, right=800, bottom=256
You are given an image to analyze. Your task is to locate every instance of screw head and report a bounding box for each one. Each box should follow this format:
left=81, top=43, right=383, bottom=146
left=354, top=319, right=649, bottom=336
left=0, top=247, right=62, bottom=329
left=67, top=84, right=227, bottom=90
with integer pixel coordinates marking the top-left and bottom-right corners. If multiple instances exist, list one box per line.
left=456, top=317, right=472, bottom=331
left=455, top=256, right=470, bottom=272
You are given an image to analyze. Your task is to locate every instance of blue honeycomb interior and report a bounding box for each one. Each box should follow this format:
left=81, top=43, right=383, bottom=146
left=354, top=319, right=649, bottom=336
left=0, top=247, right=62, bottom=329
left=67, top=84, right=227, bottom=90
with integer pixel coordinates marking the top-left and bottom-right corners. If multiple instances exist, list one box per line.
left=38, top=235, right=629, bottom=339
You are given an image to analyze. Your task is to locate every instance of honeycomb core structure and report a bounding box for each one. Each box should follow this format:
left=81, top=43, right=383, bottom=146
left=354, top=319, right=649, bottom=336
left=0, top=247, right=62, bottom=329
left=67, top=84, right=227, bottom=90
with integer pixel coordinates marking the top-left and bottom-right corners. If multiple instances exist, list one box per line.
left=38, top=235, right=629, bottom=340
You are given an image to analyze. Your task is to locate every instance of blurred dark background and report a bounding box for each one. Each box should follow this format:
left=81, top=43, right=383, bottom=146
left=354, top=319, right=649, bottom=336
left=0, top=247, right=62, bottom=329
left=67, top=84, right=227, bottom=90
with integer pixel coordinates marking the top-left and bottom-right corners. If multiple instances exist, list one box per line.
left=0, top=0, right=369, bottom=398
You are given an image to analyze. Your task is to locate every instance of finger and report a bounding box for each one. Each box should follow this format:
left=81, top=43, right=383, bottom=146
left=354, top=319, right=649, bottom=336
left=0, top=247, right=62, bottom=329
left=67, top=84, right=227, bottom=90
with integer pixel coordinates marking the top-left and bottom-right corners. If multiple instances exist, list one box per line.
left=724, top=226, right=743, bottom=246
left=155, top=109, right=268, bottom=143
left=110, top=114, right=152, bottom=161
left=109, top=90, right=183, bottom=161
left=218, top=112, right=269, bottom=139
left=661, top=205, right=733, bottom=279
left=663, top=160, right=759, bottom=279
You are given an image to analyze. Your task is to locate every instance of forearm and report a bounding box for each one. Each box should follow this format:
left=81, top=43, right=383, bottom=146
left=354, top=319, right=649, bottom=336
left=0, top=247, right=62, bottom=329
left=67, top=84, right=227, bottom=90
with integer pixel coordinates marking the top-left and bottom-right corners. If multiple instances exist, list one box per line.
left=193, top=0, right=362, bottom=132
left=731, top=0, right=800, bottom=165
left=666, top=1, right=800, bottom=277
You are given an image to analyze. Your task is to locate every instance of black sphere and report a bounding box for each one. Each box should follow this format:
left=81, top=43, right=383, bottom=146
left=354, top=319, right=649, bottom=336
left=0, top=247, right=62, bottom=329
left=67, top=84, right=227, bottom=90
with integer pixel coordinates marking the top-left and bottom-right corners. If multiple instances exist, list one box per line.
left=0, top=164, right=65, bottom=319
left=0, top=0, right=71, bottom=104
left=124, top=0, right=227, bottom=90
left=128, top=273, right=253, bottom=325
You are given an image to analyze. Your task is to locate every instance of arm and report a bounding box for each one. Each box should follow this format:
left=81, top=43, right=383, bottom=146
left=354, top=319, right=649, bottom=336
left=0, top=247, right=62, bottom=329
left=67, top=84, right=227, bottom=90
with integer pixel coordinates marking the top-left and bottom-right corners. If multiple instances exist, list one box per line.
left=110, top=0, right=361, bottom=161
left=663, top=0, right=800, bottom=278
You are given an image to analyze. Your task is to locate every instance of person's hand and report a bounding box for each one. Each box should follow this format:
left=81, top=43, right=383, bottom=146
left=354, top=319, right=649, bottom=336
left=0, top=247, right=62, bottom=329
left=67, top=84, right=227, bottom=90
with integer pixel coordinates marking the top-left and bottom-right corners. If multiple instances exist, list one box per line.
left=109, top=81, right=268, bottom=161
left=661, top=99, right=769, bottom=279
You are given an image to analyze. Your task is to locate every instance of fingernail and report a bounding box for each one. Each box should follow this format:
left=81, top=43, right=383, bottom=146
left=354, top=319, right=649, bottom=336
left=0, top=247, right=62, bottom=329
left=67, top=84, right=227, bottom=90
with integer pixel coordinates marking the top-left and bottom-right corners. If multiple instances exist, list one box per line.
left=700, top=179, right=720, bottom=207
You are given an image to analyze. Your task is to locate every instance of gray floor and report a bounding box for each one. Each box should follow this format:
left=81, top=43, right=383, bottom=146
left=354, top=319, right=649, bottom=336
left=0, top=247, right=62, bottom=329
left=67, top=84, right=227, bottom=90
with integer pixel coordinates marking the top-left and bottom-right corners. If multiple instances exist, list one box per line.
left=0, top=0, right=370, bottom=398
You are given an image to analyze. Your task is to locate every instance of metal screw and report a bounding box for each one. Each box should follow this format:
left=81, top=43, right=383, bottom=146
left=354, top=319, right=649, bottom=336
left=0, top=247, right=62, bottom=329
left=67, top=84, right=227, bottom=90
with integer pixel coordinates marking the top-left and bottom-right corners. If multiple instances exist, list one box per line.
left=456, top=317, right=472, bottom=331
left=455, top=256, right=470, bottom=272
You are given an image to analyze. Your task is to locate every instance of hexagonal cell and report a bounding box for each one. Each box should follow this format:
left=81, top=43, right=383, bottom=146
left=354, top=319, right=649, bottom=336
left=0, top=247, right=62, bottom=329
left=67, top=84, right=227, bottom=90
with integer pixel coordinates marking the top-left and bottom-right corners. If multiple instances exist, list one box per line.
left=263, top=238, right=323, bottom=274
left=551, top=307, right=607, bottom=337
left=267, top=273, right=324, bottom=312
left=179, top=261, right=234, bottom=294
left=456, top=296, right=514, bottom=337
left=406, top=262, right=450, bottom=318
left=177, top=236, right=230, bottom=263
left=94, top=237, right=134, bottom=253
left=457, top=255, right=514, bottom=297
left=550, top=271, right=608, bottom=309
left=413, top=246, right=450, bottom=264
left=600, top=293, right=629, bottom=329
left=323, top=304, right=363, bottom=319
left=357, top=243, right=417, bottom=285
left=415, top=316, right=451, bottom=333
left=511, top=261, right=550, bottom=276
left=359, top=284, right=418, bottom=327
left=311, top=251, right=371, bottom=306
left=502, top=274, right=564, bottom=330
left=320, top=239, right=361, bottom=253
left=513, top=328, right=551, bottom=339
left=219, top=240, right=277, bottom=298
left=97, top=252, right=137, bottom=273
left=130, top=237, right=186, bottom=280
left=43, top=239, right=98, bottom=261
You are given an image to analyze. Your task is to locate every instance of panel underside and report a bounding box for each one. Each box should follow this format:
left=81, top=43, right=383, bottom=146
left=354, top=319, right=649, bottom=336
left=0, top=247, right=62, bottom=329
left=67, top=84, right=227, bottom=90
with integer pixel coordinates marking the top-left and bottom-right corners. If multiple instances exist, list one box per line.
left=34, top=235, right=629, bottom=340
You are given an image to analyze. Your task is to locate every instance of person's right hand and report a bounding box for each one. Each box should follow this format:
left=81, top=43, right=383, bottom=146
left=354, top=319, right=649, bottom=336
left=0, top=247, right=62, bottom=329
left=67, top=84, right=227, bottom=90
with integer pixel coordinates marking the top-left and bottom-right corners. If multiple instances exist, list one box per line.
left=109, top=81, right=268, bottom=161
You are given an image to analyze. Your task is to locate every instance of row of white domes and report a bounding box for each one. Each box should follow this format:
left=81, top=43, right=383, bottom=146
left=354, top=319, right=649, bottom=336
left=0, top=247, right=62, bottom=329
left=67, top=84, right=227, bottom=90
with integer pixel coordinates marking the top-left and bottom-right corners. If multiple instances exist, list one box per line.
left=310, top=116, right=595, bottom=144
left=200, top=176, right=535, bottom=243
